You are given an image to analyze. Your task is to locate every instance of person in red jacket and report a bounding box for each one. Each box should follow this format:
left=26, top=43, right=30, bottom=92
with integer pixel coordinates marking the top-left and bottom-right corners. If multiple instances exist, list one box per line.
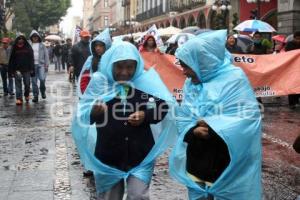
left=139, top=35, right=160, bottom=53
left=79, top=28, right=112, bottom=95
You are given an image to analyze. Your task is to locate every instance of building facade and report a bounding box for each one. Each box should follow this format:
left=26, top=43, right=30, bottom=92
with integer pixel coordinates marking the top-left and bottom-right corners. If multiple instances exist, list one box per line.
left=277, top=0, right=300, bottom=35
left=119, top=0, right=141, bottom=34
left=134, top=0, right=217, bottom=32
left=93, top=0, right=111, bottom=31
left=110, top=0, right=125, bottom=35
left=133, top=0, right=279, bottom=34
left=83, top=0, right=94, bottom=30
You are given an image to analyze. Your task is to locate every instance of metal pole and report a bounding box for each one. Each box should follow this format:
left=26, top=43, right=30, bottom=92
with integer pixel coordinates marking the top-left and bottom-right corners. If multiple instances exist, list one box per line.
left=257, top=0, right=261, bottom=19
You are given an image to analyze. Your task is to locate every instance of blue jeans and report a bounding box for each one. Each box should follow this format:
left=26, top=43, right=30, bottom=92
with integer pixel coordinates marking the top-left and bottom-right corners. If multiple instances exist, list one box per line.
left=0, top=64, right=14, bottom=94
left=15, top=71, right=30, bottom=99
left=31, top=64, right=46, bottom=98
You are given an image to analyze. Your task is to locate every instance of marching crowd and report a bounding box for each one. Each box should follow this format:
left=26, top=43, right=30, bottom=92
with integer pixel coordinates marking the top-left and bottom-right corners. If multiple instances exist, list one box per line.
left=0, top=27, right=300, bottom=200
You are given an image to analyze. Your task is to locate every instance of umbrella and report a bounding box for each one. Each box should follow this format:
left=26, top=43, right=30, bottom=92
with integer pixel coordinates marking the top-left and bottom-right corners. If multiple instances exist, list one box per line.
left=272, top=35, right=286, bottom=43
left=43, top=41, right=51, bottom=47
left=234, top=20, right=276, bottom=33
left=194, top=29, right=212, bottom=35
left=158, top=26, right=182, bottom=36
left=45, top=35, right=62, bottom=41
left=180, top=26, right=200, bottom=34
left=233, top=34, right=253, bottom=52
left=166, top=33, right=195, bottom=45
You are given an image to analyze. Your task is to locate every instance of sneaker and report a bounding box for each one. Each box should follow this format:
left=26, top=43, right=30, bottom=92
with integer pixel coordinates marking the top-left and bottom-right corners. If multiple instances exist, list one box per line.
left=32, top=97, right=38, bottom=103
left=25, top=96, right=30, bottom=102
left=16, top=99, right=23, bottom=105
left=41, top=93, right=46, bottom=99
left=9, top=93, right=15, bottom=96
left=4, top=93, right=8, bottom=96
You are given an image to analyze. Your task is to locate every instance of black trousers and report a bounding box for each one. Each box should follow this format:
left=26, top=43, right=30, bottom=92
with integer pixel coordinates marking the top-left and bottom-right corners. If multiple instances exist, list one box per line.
left=288, top=94, right=300, bottom=106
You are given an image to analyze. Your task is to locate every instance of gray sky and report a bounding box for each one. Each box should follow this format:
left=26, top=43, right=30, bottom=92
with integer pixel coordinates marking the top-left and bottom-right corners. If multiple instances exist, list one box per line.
left=60, top=0, right=83, bottom=35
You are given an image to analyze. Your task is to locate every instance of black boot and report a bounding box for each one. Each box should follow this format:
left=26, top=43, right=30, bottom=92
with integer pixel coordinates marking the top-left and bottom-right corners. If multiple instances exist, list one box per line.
left=32, top=96, right=38, bottom=103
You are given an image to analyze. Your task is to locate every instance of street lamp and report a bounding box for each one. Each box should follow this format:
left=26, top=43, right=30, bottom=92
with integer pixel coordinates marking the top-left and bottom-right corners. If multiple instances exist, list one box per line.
left=211, top=0, right=232, bottom=30
left=109, top=23, right=117, bottom=32
left=247, top=0, right=271, bottom=19
left=125, top=15, right=137, bottom=34
left=212, top=0, right=232, bottom=12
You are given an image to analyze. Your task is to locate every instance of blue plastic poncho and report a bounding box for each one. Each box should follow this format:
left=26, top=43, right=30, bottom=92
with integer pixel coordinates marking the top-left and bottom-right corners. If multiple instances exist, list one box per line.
left=77, top=28, right=112, bottom=97
left=169, top=30, right=262, bottom=200
left=72, top=41, right=177, bottom=194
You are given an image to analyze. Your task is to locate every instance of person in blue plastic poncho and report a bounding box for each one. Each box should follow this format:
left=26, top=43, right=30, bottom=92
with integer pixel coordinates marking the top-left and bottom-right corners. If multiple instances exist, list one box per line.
left=72, top=41, right=177, bottom=200
left=169, top=30, right=262, bottom=200
left=78, top=28, right=112, bottom=97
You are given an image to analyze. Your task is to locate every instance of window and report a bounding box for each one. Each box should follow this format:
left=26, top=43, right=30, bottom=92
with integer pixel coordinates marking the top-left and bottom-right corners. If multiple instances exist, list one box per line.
left=104, top=16, right=109, bottom=26
left=104, top=0, right=108, bottom=8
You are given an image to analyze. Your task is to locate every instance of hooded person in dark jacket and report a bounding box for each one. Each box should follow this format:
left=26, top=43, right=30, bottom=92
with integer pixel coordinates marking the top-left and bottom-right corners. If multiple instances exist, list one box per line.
left=62, top=38, right=72, bottom=72
left=9, top=35, right=34, bottom=105
left=70, top=30, right=91, bottom=80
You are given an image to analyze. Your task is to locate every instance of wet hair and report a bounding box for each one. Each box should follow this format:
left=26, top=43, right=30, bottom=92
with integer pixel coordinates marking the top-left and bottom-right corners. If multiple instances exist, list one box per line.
left=294, top=30, right=300, bottom=38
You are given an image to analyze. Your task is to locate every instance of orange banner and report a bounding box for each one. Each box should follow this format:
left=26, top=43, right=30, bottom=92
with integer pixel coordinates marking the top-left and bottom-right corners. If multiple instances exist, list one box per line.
left=141, top=52, right=185, bottom=99
left=141, top=50, right=300, bottom=98
left=233, top=50, right=300, bottom=97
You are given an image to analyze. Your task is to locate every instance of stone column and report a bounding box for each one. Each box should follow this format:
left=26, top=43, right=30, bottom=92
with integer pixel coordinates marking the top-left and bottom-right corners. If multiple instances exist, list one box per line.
left=277, top=0, right=300, bottom=35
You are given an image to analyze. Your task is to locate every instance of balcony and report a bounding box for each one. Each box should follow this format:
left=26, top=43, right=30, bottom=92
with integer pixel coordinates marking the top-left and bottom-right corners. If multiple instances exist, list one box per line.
left=136, top=4, right=164, bottom=22
left=170, top=0, right=206, bottom=12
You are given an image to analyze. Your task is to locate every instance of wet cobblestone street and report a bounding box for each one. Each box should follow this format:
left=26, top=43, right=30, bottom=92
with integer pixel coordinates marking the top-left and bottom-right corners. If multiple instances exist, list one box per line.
left=0, top=68, right=299, bottom=199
